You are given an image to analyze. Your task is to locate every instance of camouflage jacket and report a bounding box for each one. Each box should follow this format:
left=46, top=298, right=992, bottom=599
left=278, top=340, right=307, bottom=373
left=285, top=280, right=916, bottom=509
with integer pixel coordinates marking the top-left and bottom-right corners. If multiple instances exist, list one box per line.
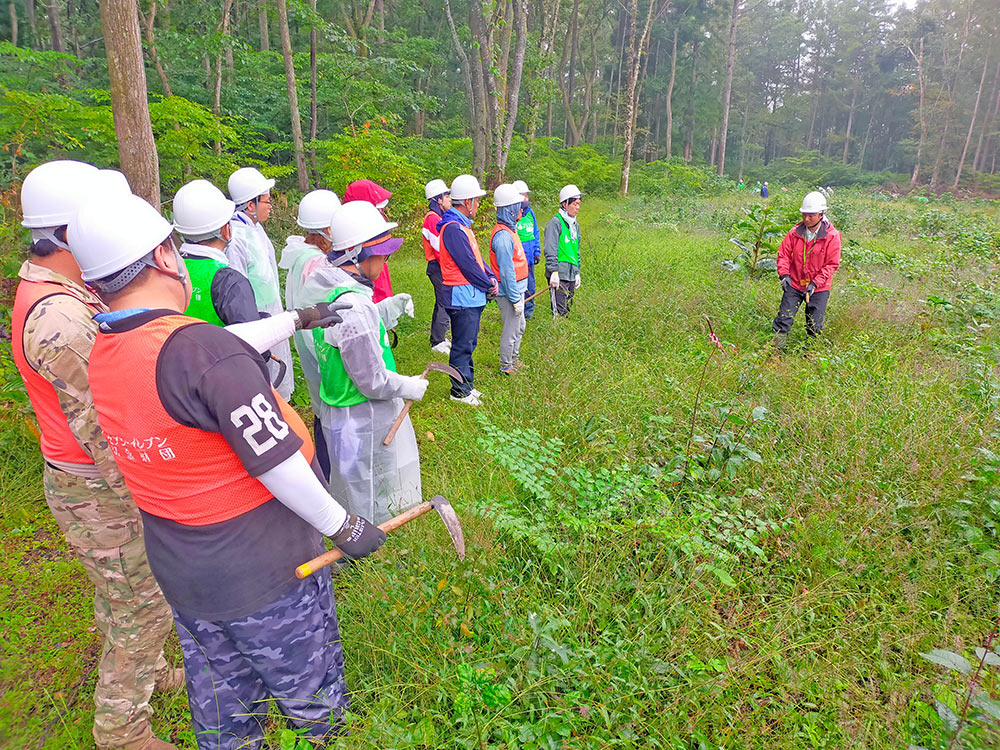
left=18, top=261, right=139, bottom=524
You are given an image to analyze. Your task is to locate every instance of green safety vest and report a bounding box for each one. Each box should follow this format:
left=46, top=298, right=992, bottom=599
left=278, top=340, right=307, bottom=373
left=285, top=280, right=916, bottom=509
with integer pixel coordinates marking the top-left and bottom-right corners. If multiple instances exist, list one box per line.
left=515, top=212, right=535, bottom=244
left=183, top=255, right=228, bottom=326
left=313, top=286, right=397, bottom=408
left=557, top=214, right=581, bottom=266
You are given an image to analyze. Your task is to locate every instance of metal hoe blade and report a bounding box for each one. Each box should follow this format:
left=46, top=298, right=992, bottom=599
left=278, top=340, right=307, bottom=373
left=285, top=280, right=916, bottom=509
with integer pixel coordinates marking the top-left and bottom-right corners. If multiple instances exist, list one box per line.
left=430, top=494, right=466, bottom=560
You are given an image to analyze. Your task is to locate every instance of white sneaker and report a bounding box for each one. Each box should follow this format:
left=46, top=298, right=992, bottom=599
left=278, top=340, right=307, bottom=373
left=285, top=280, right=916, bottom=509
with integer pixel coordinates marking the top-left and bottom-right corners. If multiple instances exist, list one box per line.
left=431, top=341, right=452, bottom=354
left=470, top=388, right=483, bottom=399
left=450, top=393, right=481, bottom=406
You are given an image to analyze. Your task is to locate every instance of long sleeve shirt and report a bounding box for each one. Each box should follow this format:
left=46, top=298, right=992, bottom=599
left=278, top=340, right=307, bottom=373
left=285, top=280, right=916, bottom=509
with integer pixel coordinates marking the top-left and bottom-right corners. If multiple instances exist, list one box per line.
left=492, top=218, right=528, bottom=304
left=437, top=208, right=496, bottom=308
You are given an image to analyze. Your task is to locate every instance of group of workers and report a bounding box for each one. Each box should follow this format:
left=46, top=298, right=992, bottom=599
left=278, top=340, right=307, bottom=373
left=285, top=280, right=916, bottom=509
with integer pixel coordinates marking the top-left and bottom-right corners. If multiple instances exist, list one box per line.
left=10, top=159, right=585, bottom=750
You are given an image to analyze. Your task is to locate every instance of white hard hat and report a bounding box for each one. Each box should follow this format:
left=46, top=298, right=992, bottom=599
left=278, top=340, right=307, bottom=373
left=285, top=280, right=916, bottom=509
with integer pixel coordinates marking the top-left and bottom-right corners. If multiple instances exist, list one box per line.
left=511, top=179, right=530, bottom=194
left=228, top=166, right=275, bottom=205
left=172, top=180, right=235, bottom=238
left=68, top=193, right=174, bottom=282
left=425, top=178, right=450, bottom=200
left=21, top=160, right=99, bottom=229
left=450, top=174, right=487, bottom=201
left=297, top=189, right=341, bottom=230
left=800, top=191, right=827, bottom=213
left=95, top=169, right=132, bottom=196
left=559, top=184, right=582, bottom=204
left=329, top=200, right=398, bottom=252
left=493, top=183, right=524, bottom=208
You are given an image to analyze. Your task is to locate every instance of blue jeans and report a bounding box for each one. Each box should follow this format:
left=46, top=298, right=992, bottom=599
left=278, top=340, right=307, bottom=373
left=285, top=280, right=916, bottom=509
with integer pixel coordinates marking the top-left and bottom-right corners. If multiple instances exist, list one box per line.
left=446, top=305, right=484, bottom=397
left=173, top=572, right=348, bottom=749
left=524, top=261, right=537, bottom=319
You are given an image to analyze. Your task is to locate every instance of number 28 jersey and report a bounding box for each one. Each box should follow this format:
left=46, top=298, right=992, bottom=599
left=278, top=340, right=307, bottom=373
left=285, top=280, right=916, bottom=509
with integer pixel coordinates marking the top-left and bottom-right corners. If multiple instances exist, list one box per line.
left=89, top=312, right=313, bottom=525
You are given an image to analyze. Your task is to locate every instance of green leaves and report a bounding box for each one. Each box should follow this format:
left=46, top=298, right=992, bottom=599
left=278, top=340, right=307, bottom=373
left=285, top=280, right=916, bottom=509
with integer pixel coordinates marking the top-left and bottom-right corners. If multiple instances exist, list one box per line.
left=920, top=648, right=973, bottom=675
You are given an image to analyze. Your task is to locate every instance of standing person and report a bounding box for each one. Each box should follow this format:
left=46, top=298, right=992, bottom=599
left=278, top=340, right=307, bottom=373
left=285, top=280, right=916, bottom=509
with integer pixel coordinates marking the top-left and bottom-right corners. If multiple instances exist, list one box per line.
left=438, top=174, right=498, bottom=406
left=543, top=184, right=583, bottom=317
left=489, top=184, right=529, bottom=375
left=772, top=191, right=842, bottom=350
left=227, top=166, right=294, bottom=400
left=307, top=201, right=429, bottom=522
left=12, top=161, right=179, bottom=750
left=511, top=179, right=541, bottom=319
left=280, top=189, right=342, bottom=481
left=173, top=179, right=260, bottom=327
left=344, top=179, right=395, bottom=303
left=422, top=178, right=452, bottom=354
left=761, top=181, right=769, bottom=198
left=68, top=191, right=385, bottom=750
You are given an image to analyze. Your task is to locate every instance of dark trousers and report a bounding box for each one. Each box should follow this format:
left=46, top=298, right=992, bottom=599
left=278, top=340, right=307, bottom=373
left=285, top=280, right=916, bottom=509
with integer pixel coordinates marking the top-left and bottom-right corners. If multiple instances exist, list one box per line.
left=772, top=286, right=830, bottom=336
left=552, top=280, right=575, bottom=316
left=313, top=415, right=331, bottom=482
left=446, top=305, right=484, bottom=397
left=173, top=572, right=347, bottom=750
left=524, top=261, right=537, bottom=319
left=426, top=260, right=451, bottom=346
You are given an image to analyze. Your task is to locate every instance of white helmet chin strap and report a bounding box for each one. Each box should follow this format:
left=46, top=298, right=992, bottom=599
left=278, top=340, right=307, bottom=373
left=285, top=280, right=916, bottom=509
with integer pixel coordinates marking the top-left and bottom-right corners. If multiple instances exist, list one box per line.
left=328, top=242, right=363, bottom=269
left=31, top=227, right=70, bottom=250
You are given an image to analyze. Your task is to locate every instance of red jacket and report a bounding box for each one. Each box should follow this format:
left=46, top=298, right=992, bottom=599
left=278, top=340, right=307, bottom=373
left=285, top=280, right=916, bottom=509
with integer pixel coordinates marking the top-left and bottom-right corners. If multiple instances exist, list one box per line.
left=776, top=219, right=841, bottom=292
left=344, top=179, right=394, bottom=302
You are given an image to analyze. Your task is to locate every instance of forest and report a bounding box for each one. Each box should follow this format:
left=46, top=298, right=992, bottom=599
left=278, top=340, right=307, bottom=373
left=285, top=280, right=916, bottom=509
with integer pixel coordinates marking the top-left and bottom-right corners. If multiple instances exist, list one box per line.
left=0, top=0, right=998, bottom=203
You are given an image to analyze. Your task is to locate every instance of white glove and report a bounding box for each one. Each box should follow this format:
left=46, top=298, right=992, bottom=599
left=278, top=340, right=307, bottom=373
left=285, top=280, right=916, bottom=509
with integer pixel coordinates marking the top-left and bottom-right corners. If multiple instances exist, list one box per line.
left=376, top=293, right=415, bottom=330
left=514, top=298, right=525, bottom=317
left=575, top=272, right=582, bottom=289
left=549, top=271, right=560, bottom=288
left=400, top=375, right=429, bottom=401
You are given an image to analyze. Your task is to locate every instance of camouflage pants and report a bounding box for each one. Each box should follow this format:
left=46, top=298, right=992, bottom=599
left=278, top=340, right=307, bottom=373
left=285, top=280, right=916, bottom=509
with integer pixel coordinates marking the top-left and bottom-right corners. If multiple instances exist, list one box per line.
left=43, top=465, right=175, bottom=749
left=172, top=571, right=348, bottom=750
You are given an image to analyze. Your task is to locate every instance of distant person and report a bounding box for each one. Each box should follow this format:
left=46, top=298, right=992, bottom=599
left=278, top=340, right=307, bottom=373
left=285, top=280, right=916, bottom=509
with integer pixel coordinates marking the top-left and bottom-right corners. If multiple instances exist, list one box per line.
left=438, top=174, right=498, bottom=405
left=772, top=191, right=842, bottom=350
left=760, top=181, right=769, bottom=198
left=544, top=184, right=582, bottom=317
left=489, top=184, right=529, bottom=374
left=227, top=167, right=294, bottom=399
left=511, top=179, right=541, bottom=319
left=344, top=179, right=395, bottom=303
left=422, top=178, right=453, bottom=354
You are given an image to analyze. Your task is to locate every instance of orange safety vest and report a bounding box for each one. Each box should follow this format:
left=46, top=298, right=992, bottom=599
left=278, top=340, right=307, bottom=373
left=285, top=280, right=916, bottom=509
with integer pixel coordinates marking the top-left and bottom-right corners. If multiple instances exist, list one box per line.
left=11, top=280, right=95, bottom=465
left=439, top=222, right=487, bottom=287
left=88, top=314, right=314, bottom=526
left=489, top=224, right=530, bottom=282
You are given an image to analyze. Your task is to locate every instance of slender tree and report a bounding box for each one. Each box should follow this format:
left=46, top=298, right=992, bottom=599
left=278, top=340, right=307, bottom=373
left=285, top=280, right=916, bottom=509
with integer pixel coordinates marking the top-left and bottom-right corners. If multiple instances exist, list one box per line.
left=276, top=0, right=308, bottom=190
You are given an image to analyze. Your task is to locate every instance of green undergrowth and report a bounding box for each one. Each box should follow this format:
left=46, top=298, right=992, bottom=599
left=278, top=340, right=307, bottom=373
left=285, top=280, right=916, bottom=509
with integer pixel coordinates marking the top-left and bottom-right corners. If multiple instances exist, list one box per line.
left=2, top=192, right=1000, bottom=748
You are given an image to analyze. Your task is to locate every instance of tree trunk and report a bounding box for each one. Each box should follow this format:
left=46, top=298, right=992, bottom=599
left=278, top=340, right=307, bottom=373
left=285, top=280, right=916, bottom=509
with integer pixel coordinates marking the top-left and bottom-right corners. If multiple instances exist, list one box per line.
left=908, top=39, right=927, bottom=190
left=858, top=98, right=877, bottom=170
left=842, top=81, right=858, bottom=164
left=684, top=39, right=697, bottom=163
left=737, top=86, right=750, bottom=180
left=496, top=0, right=528, bottom=178
left=46, top=0, right=64, bottom=52
left=716, top=0, right=738, bottom=176
left=10, top=1, right=18, bottom=45
left=258, top=0, right=268, bottom=50
left=25, top=0, right=37, bottom=44
left=953, top=45, right=991, bottom=190
left=930, top=2, right=972, bottom=189
left=619, top=0, right=665, bottom=195
left=213, top=0, right=234, bottom=114
left=443, top=0, right=486, bottom=175
left=665, top=26, right=677, bottom=158
left=973, top=60, right=1000, bottom=173
left=308, top=0, right=318, bottom=180
left=99, top=0, right=160, bottom=206
left=276, top=0, right=308, bottom=191
left=138, top=0, right=172, bottom=96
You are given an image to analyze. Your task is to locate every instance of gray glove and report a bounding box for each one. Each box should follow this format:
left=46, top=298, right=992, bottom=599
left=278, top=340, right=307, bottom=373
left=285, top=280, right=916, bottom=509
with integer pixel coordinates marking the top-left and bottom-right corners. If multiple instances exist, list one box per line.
left=513, top=298, right=525, bottom=317
left=295, top=301, right=351, bottom=330
left=779, top=275, right=793, bottom=293
left=806, top=282, right=817, bottom=296
left=330, top=514, right=386, bottom=560
left=376, top=293, right=415, bottom=330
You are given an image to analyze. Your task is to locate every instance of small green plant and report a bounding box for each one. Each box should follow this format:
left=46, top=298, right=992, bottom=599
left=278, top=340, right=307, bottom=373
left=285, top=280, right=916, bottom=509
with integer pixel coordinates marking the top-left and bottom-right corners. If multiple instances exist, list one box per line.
left=728, top=203, right=786, bottom=272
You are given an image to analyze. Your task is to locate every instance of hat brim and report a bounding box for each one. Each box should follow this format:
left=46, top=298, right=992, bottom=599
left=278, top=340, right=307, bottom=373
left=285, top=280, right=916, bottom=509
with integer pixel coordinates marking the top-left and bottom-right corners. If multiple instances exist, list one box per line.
left=365, top=236, right=403, bottom=256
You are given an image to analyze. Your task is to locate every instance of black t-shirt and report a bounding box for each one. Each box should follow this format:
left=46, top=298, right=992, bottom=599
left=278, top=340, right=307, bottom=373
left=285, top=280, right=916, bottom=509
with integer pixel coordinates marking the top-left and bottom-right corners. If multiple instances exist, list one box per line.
left=103, top=309, right=324, bottom=621
left=210, top=267, right=262, bottom=326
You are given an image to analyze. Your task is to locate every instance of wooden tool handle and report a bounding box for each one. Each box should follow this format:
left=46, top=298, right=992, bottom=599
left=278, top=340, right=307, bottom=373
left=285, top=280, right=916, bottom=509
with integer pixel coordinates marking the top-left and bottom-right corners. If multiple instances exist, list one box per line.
left=295, top=501, right=433, bottom=578
left=524, top=286, right=550, bottom=304
left=383, top=399, right=415, bottom=446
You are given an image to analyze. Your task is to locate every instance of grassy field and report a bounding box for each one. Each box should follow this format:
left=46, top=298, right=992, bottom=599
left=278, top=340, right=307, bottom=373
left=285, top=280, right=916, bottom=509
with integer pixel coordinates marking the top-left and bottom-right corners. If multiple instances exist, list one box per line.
left=2, top=189, right=1000, bottom=748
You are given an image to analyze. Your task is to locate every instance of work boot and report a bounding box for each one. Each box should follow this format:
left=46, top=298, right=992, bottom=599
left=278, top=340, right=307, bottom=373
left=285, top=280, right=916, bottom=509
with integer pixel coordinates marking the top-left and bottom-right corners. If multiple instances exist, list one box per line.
left=771, top=332, right=788, bottom=352
left=431, top=340, right=452, bottom=355
left=105, top=729, right=179, bottom=750
left=154, top=666, right=185, bottom=693
left=450, top=393, right=481, bottom=406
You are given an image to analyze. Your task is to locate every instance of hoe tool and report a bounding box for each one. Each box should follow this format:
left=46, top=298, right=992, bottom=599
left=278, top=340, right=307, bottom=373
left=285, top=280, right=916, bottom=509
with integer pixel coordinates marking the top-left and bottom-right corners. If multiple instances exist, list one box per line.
left=523, top=286, right=551, bottom=305
left=295, top=495, right=466, bottom=578
left=383, top=361, right=463, bottom=446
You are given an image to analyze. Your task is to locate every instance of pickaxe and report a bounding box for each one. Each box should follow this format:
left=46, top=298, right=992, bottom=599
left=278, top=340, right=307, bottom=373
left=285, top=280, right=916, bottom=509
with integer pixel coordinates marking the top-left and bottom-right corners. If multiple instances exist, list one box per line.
left=295, top=495, right=466, bottom=578
left=383, top=361, right=463, bottom=446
